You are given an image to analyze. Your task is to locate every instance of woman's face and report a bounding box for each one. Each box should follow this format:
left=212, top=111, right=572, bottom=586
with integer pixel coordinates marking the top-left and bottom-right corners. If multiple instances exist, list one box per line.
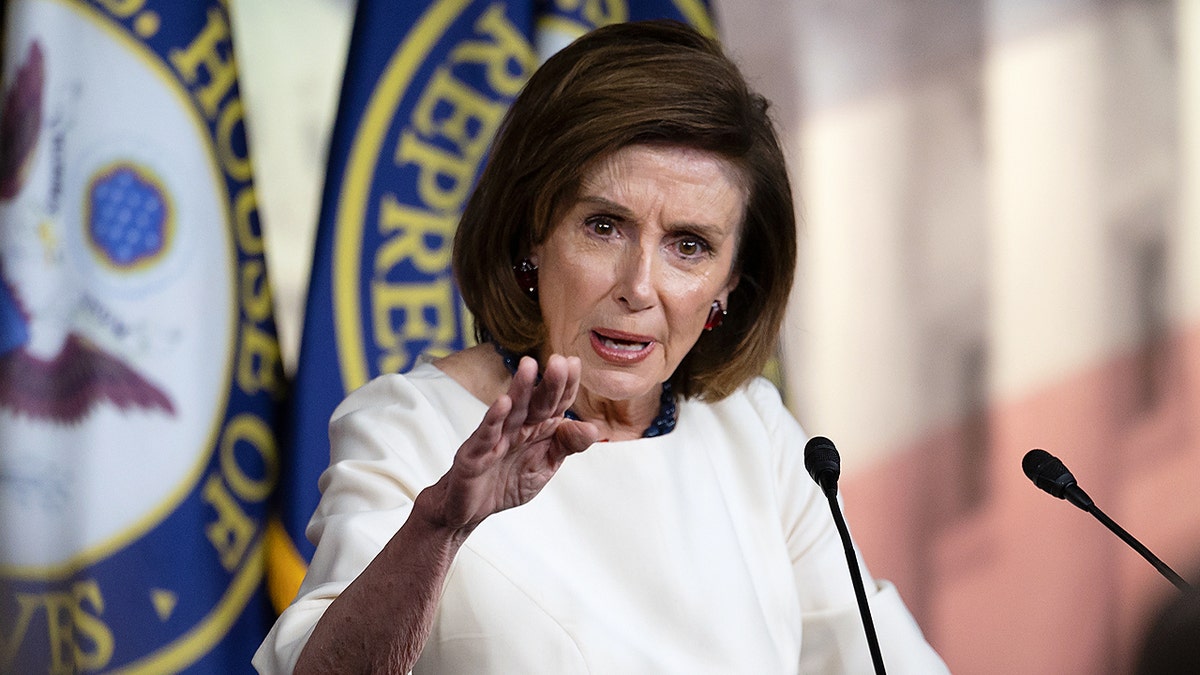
left=532, top=143, right=744, bottom=409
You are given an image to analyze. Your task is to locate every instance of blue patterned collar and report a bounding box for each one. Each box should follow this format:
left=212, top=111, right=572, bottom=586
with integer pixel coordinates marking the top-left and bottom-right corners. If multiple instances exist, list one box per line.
left=491, top=342, right=676, bottom=438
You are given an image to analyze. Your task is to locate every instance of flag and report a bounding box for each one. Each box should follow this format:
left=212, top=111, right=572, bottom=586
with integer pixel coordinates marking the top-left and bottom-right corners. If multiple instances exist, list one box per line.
left=0, top=0, right=284, bottom=672
left=271, top=0, right=714, bottom=612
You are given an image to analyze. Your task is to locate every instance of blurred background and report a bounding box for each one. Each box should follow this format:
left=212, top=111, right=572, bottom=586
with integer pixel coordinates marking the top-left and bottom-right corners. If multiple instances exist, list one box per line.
left=231, top=0, right=1199, bottom=672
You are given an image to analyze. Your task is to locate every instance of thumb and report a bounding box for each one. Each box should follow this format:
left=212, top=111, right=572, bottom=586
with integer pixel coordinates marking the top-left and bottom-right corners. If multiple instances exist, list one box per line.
left=555, top=419, right=602, bottom=455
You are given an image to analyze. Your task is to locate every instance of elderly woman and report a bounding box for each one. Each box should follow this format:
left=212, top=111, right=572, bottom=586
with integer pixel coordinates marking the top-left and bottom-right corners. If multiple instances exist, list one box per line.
left=256, top=20, right=946, bottom=674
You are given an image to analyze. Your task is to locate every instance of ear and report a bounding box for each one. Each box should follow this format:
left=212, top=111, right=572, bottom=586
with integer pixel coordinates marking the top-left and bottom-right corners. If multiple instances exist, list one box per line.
left=718, top=270, right=740, bottom=305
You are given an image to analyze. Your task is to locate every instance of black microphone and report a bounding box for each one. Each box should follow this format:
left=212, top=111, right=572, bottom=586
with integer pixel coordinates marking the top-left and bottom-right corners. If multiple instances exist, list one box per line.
left=1022, top=448, right=1191, bottom=591
left=804, top=435, right=841, bottom=497
left=804, top=436, right=886, bottom=675
left=1021, top=448, right=1094, bottom=510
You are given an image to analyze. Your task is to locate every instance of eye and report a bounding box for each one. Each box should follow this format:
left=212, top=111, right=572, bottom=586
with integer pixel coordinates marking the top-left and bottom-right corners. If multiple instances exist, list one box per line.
left=584, top=215, right=617, bottom=237
left=675, top=236, right=710, bottom=258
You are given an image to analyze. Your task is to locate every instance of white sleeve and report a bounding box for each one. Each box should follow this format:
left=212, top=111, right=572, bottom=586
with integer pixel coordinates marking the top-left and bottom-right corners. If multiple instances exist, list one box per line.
left=799, top=580, right=949, bottom=674
left=253, top=374, right=463, bottom=674
left=744, top=379, right=950, bottom=673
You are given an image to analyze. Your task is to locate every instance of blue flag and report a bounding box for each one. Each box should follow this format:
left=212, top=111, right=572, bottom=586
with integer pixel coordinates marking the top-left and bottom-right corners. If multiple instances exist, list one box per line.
left=271, top=0, right=713, bottom=611
left=0, top=0, right=284, bottom=671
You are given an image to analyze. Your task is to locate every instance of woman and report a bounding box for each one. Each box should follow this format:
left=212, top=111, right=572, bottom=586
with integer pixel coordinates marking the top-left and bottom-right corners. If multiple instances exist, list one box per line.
left=256, top=20, right=947, bottom=673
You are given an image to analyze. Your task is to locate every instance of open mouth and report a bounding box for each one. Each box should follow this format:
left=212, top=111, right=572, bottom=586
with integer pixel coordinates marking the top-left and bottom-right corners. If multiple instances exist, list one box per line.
left=597, top=334, right=650, bottom=351
left=590, top=330, right=655, bottom=363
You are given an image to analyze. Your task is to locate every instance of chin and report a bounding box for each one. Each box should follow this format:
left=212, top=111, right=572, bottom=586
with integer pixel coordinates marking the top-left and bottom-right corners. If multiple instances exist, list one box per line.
left=580, top=366, right=664, bottom=403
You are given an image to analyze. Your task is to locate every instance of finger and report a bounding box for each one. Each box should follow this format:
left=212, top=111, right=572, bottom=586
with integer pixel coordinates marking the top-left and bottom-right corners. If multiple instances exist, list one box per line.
left=551, top=356, right=582, bottom=418
left=554, top=419, right=602, bottom=457
left=502, top=356, right=537, bottom=434
left=460, top=394, right=511, bottom=464
left=528, top=354, right=567, bottom=421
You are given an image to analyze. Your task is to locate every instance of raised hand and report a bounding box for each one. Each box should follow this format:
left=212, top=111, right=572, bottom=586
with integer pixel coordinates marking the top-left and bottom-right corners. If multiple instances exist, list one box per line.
left=419, top=354, right=600, bottom=531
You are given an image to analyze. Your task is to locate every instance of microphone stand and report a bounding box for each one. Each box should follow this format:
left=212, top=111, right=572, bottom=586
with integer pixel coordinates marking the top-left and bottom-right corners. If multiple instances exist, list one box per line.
left=1023, top=449, right=1192, bottom=592
left=1084, top=504, right=1191, bottom=591
left=823, top=489, right=887, bottom=675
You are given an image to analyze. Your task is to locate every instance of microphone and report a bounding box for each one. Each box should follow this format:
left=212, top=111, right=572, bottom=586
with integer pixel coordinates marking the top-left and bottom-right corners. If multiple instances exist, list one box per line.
left=1022, top=448, right=1191, bottom=591
left=804, top=436, right=886, bottom=675
left=804, top=435, right=841, bottom=497
left=1021, top=448, right=1094, bottom=510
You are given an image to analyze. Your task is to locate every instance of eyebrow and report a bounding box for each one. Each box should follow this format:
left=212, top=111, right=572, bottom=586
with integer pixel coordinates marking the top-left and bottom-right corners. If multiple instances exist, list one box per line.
left=574, top=195, right=732, bottom=240
left=575, top=195, right=635, bottom=219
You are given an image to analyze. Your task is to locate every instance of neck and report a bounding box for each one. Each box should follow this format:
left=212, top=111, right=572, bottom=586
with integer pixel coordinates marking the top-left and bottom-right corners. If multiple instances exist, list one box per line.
left=571, top=386, right=662, bottom=442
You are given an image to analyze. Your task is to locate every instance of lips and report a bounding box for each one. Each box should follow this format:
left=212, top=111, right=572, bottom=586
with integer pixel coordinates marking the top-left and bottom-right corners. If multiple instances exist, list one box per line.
left=590, top=329, right=655, bottom=364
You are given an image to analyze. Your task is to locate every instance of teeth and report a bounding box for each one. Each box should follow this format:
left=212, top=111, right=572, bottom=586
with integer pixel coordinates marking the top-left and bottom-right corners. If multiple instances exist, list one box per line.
left=601, top=337, right=648, bottom=351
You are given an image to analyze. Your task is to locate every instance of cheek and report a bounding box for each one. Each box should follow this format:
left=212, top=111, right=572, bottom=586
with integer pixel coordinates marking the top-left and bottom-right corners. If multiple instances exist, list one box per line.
left=537, top=260, right=600, bottom=343
left=670, top=269, right=736, bottom=338
left=667, top=271, right=724, bottom=313
left=542, top=245, right=613, bottom=301
left=661, top=294, right=713, bottom=348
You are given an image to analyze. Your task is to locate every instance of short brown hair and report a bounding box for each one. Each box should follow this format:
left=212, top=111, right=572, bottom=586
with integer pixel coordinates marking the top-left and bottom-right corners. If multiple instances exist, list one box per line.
left=453, top=20, right=796, bottom=400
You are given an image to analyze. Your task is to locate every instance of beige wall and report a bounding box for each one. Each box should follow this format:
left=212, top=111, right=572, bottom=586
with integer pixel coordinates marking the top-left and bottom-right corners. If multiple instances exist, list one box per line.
left=229, top=0, right=351, bottom=371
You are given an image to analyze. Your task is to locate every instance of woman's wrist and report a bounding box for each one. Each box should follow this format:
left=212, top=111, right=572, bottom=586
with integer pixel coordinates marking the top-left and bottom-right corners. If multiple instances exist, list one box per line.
left=411, top=479, right=479, bottom=545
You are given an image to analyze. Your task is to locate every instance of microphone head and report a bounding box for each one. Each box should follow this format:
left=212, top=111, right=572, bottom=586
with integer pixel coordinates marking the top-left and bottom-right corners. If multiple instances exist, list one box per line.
left=1022, top=448, right=1078, bottom=499
left=1022, top=448, right=1096, bottom=511
left=804, top=435, right=841, bottom=493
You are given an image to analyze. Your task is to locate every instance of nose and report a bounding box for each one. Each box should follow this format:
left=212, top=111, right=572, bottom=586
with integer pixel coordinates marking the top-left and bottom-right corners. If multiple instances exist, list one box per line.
left=616, top=244, right=656, bottom=311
